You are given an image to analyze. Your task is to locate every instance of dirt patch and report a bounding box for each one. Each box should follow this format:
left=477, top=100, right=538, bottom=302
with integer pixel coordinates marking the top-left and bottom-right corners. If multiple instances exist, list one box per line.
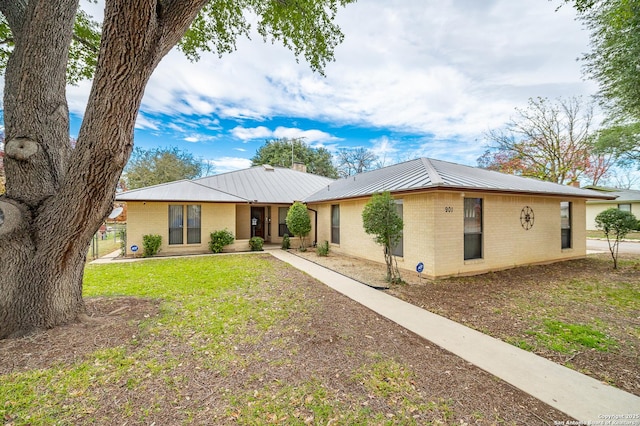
left=293, top=249, right=640, bottom=397
left=0, top=257, right=571, bottom=424
left=0, top=297, right=161, bottom=374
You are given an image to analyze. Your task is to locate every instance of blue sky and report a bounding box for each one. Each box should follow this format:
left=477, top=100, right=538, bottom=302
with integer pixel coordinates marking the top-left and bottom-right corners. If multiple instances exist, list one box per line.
left=66, top=0, right=597, bottom=175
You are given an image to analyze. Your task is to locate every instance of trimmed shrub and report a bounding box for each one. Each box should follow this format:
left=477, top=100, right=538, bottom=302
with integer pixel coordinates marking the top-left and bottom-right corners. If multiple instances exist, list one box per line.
left=209, top=229, right=235, bottom=253
left=249, top=236, right=264, bottom=251
left=142, top=234, right=162, bottom=257
left=317, top=240, right=330, bottom=256
left=281, top=234, right=291, bottom=250
left=286, top=201, right=311, bottom=250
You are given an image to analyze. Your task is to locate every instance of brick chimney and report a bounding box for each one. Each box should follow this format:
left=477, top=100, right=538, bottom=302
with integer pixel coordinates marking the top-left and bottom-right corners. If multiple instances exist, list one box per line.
left=292, top=162, right=307, bottom=173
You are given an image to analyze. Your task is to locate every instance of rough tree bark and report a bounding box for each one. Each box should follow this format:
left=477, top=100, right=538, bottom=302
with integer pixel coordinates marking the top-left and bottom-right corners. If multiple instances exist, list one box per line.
left=0, top=0, right=207, bottom=339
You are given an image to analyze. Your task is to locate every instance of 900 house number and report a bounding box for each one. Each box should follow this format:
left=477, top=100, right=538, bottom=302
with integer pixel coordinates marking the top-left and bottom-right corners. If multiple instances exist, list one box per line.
left=444, top=207, right=453, bottom=213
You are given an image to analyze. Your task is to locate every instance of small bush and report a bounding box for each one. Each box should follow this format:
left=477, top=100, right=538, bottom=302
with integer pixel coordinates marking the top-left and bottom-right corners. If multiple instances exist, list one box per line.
left=317, top=240, right=330, bottom=256
left=209, top=229, right=235, bottom=253
left=249, top=236, right=264, bottom=251
left=142, top=234, right=162, bottom=257
left=286, top=201, right=311, bottom=250
left=281, top=234, right=291, bottom=250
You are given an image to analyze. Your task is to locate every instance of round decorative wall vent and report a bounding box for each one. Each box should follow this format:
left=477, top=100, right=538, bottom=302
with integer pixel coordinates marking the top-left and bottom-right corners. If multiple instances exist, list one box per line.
left=520, top=206, right=534, bottom=230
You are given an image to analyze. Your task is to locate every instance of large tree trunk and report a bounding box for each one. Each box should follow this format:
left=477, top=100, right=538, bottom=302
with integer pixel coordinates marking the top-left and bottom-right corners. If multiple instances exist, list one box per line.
left=0, top=0, right=206, bottom=339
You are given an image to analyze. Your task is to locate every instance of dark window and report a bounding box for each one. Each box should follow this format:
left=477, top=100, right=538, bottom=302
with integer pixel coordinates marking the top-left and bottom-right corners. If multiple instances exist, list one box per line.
left=331, top=205, right=340, bottom=244
left=392, top=201, right=403, bottom=257
left=464, top=198, right=482, bottom=260
left=618, top=203, right=631, bottom=213
left=168, top=205, right=183, bottom=245
left=169, top=205, right=201, bottom=245
left=187, top=205, right=201, bottom=244
left=278, top=207, right=290, bottom=237
left=561, top=201, right=572, bottom=249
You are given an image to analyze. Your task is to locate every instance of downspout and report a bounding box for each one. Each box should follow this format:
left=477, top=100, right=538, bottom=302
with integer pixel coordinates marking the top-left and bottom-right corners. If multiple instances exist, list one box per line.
left=308, top=207, right=318, bottom=247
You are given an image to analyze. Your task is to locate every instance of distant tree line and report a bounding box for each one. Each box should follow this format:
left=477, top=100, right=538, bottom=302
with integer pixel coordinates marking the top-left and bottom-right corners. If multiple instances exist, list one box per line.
left=479, top=0, right=640, bottom=187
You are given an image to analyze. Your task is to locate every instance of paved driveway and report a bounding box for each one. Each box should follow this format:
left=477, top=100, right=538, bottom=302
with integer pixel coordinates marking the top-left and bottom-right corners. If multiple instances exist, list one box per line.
left=587, top=238, right=640, bottom=255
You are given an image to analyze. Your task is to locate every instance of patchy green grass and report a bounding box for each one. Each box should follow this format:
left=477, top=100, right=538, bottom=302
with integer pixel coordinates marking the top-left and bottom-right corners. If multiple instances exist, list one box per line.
left=353, top=357, right=455, bottom=423
left=587, top=230, right=640, bottom=240
left=384, top=253, right=640, bottom=395
left=86, top=235, right=121, bottom=261
left=4, top=255, right=507, bottom=425
left=526, top=320, right=618, bottom=354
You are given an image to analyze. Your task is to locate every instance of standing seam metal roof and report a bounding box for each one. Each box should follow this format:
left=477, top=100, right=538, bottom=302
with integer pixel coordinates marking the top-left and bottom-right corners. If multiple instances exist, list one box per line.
left=583, top=187, right=640, bottom=203
left=303, top=158, right=616, bottom=203
left=115, top=165, right=335, bottom=204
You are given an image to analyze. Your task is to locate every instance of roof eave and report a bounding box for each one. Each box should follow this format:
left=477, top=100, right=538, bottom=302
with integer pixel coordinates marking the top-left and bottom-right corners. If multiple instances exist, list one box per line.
left=304, top=184, right=618, bottom=203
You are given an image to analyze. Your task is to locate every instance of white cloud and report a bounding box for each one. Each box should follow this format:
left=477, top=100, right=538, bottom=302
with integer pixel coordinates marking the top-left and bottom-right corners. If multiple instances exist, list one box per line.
left=370, top=136, right=399, bottom=160
left=231, top=126, right=273, bottom=141
left=134, top=114, right=160, bottom=131
left=272, top=127, right=339, bottom=144
left=206, top=157, right=253, bottom=174
left=231, top=125, right=339, bottom=144
left=58, top=0, right=595, bottom=170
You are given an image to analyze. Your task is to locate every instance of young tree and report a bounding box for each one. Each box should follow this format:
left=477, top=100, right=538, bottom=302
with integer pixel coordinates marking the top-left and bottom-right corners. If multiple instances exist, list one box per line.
left=286, top=201, right=312, bottom=251
left=478, top=97, right=613, bottom=185
left=0, top=0, right=354, bottom=339
left=336, top=147, right=378, bottom=178
left=251, top=138, right=338, bottom=178
left=361, top=191, right=404, bottom=284
left=595, top=208, right=638, bottom=269
left=124, top=146, right=203, bottom=189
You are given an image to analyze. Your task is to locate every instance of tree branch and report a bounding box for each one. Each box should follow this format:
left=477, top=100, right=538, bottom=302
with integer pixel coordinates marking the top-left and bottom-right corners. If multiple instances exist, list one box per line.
left=155, top=0, right=209, bottom=56
left=72, top=33, right=98, bottom=54
left=0, top=0, right=26, bottom=41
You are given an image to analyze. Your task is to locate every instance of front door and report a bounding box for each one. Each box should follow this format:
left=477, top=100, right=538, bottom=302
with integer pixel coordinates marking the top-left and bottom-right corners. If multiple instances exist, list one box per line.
left=251, top=207, right=265, bottom=239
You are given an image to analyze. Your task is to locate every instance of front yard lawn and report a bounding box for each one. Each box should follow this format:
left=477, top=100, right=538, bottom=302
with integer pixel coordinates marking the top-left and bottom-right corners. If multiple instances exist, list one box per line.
left=0, top=255, right=565, bottom=425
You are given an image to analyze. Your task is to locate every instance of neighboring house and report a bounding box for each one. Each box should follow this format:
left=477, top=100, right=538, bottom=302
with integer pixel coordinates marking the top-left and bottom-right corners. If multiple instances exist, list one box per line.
left=116, top=164, right=334, bottom=255
left=117, top=158, right=614, bottom=278
left=304, top=158, right=613, bottom=279
left=584, top=186, right=640, bottom=230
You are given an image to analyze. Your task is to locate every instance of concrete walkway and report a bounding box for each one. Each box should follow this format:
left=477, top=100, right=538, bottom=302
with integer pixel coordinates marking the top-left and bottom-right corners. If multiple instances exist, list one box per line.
left=270, top=250, right=640, bottom=422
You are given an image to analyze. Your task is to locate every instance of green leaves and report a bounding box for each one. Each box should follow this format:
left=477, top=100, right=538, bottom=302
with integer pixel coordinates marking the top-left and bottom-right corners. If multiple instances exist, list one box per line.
left=0, top=5, right=101, bottom=84
left=362, top=192, right=403, bottom=249
left=178, top=1, right=251, bottom=61
left=251, top=138, right=338, bottom=178
left=178, top=0, right=355, bottom=75
left=209, top=229, right=235, bottom=253
left=362, top=192, right=404, bottom=283
left=595, top=207, right=638, bottom=268
left=66, top=8, right=101, bottom=85
left=286, top=201, right=312, bottom=250
left=576, top=0, right=640, bottom=122
left=0, top=0, right=353, bottom=84
left=595, top=208, right=638, bottom=237
left=123, top=147, right=204, bottom=190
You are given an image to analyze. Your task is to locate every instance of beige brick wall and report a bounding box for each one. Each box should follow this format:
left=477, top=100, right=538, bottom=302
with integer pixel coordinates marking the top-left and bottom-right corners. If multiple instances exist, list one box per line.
left=586, top=202, right=640, bottom=230
left=126, top=202, right=307, bottom=256
left=312, top=191, right=588, bottom=279
left=235, top=205, right=251, bottom=240
left=125, top=201, right=236, bottom=255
